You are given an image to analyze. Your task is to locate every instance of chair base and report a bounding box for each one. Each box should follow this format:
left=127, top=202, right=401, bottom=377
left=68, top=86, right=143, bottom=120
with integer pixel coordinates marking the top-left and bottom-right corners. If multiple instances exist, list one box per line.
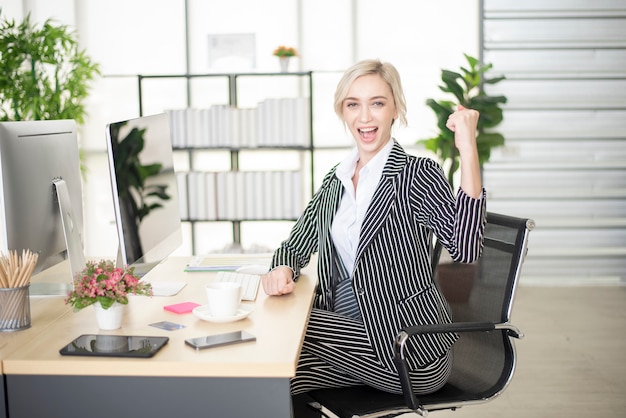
left=292, top=392, right=323, bottom=418
left=306, top=386, right=425, bottom=418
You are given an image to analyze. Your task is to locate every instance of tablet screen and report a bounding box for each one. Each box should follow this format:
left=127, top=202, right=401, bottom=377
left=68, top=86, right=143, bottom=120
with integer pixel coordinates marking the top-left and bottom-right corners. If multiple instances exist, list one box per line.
left=59, top=334, right=169, bottom=358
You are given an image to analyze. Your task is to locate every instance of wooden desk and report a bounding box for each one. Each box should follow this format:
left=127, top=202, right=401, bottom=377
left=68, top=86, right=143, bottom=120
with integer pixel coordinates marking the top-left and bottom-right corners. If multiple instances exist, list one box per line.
left=0, top=262, right=74, bottom=418
left=2, top=257, right=317, bottom=418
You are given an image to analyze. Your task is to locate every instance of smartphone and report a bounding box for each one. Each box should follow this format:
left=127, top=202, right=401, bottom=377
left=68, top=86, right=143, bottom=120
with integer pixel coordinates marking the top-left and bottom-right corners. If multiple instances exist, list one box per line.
left=185, top=331, right=256, bottom=350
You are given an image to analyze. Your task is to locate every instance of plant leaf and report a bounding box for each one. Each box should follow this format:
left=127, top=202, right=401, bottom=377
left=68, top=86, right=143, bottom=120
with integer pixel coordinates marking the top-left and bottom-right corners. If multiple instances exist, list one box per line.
left=419, top=54, right=507, bottom=188
left=440, top=70, right=465, bottom=103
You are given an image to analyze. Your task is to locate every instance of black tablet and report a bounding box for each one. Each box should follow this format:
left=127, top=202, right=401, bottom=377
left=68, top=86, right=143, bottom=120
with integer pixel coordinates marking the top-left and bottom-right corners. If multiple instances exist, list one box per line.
left=59, top=334, right=169, bottom=358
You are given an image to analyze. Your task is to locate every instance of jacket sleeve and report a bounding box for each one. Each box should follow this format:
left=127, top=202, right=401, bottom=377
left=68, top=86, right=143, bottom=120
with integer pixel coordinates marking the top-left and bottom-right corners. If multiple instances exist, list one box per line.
left=270, top=168, right=337, bottom=278
left=451, top=187, right=487, bottom=262
left=415, top=158, right=486, bottom=263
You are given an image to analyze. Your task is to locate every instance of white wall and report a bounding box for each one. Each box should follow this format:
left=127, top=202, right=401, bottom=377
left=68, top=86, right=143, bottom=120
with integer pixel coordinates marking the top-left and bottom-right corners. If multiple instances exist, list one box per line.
left=2, top=0, right=479, bottom=256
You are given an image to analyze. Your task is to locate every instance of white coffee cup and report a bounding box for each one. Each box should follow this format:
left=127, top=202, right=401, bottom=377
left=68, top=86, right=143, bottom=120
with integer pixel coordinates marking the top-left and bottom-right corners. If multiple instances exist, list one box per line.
left=205, top=282, right=242, bottom=317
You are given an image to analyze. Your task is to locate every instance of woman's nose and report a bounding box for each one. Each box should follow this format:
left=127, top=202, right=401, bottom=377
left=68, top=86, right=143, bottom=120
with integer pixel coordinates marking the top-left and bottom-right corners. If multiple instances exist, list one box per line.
left=359, top=106, right=371, bottom=122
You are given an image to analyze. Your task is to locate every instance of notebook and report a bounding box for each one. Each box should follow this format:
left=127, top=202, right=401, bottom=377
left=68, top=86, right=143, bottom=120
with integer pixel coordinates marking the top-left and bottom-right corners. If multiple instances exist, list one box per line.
left=185, top=253, right=271, bottom=272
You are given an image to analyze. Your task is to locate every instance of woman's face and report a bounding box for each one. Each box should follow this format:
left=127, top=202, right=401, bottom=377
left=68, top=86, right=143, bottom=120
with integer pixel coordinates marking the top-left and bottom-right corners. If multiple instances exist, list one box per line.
left=341, top=74, right=398, bottom=162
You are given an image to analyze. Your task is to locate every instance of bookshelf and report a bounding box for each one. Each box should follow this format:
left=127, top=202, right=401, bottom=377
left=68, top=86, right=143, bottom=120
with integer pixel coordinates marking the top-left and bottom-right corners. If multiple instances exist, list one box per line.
left=136, top=71, right=314, bottom=253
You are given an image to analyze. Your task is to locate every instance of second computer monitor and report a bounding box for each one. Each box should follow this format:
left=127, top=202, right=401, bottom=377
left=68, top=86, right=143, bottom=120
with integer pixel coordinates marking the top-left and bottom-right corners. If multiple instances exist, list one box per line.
left=0, top=119, right=84, bottom=282
left=105, top=113, right=182, bottom=276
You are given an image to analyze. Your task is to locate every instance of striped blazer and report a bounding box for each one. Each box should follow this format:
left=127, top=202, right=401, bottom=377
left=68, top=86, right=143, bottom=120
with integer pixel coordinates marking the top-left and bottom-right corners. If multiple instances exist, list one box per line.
left=272, top=141, right=486, bottom=371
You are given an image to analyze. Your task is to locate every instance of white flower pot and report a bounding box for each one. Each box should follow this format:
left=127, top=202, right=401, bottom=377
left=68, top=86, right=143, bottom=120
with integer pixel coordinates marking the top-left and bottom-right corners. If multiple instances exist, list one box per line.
left=279, top=57, right=291, bottom=72
left=94, top=301, right=124, bottom=330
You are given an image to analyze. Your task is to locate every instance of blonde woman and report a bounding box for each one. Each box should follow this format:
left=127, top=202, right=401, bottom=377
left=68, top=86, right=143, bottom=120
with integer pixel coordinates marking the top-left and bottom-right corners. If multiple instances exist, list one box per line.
left=262, top=59, right=485, bottom=398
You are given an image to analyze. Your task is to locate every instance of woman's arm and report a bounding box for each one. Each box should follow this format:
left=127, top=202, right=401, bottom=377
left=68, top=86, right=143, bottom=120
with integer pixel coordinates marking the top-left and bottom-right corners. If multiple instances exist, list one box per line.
left=446, top=105, right=482, bottom=199
left=262, top=168, right=338, bottom=295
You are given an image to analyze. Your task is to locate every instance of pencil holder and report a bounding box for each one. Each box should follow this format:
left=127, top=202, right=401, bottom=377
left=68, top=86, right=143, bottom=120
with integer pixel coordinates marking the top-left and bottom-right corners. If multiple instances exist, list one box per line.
left=0, top=285, right=31, bottom=331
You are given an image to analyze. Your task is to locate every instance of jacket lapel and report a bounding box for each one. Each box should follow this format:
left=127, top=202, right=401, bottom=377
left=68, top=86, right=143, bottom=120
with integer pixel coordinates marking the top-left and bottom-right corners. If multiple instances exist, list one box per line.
left=355, top=142, right=407, bottom=262
left=317, top=174, right=344, bottom=308
left=320, top=175, right=344, bottom=245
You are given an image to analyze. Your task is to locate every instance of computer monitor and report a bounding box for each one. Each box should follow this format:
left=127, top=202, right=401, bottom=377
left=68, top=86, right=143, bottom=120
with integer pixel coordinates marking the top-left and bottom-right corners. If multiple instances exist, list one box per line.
left=105, top=113, right=182, bottom=277
left=0, top=120, right=86, bottom=293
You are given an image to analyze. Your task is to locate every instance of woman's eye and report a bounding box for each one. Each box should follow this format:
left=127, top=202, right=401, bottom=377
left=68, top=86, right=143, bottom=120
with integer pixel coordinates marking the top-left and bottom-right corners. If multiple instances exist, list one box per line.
left=346, top=102, right=357, bottom=108
left=373, top=101, right=384, bottom=107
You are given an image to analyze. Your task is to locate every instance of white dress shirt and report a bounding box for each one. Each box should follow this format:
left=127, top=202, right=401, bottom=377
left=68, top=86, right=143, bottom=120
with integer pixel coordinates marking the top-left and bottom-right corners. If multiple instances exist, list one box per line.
left=331, top=138, right=394, bottom=274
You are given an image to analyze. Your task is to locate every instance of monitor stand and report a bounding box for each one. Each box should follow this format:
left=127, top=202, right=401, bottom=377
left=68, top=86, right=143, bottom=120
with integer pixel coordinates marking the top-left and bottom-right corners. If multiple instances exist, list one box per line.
left=115, top=245, right=160, bottom=278
left=29, top=179, right=86, bottom=296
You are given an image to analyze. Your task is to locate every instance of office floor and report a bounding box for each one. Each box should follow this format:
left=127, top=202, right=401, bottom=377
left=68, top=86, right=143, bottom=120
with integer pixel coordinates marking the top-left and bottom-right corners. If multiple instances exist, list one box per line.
left=396, top=285, right=626, bottom=418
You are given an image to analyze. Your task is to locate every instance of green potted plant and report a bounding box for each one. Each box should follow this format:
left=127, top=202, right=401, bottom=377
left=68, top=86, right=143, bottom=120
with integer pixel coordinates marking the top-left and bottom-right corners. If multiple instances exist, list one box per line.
left=419, top=53, right=506, bottom=189
left=0, top=12, right=100, bottom=124
left=420, top=54, right=507, bottom=302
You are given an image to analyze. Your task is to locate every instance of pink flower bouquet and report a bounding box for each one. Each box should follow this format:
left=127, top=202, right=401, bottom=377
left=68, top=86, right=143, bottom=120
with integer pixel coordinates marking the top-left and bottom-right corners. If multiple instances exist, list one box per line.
left=65, top=260, right=153, bottom=311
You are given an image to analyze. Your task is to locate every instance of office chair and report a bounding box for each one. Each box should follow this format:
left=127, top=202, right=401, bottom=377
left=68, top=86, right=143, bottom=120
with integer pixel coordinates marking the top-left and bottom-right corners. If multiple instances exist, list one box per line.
left=305, top=212, right=535, bottom=417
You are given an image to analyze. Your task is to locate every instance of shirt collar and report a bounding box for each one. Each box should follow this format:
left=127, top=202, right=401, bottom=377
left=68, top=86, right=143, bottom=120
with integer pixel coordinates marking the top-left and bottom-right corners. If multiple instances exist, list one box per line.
left=336, top=138, right=395, bottom=181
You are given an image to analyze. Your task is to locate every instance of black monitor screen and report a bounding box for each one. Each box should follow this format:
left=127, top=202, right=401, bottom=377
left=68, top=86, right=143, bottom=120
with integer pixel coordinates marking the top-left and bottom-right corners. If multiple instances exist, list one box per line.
left=105, top=113, right=182, bottom=276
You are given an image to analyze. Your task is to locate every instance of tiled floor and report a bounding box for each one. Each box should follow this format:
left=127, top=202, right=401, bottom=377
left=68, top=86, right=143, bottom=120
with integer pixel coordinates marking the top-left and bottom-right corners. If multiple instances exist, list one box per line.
left=397, top=285, right=626, bottom=418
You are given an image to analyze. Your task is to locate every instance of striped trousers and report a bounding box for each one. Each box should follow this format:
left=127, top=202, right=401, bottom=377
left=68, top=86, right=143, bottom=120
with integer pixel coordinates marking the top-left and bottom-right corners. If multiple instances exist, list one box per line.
left=290, top=308, right=453, bottom=395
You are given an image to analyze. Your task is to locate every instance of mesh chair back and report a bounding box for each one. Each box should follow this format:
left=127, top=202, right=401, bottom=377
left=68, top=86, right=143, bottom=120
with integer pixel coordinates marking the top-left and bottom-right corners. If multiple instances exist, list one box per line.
left=428, top=212, right=532, bottom=405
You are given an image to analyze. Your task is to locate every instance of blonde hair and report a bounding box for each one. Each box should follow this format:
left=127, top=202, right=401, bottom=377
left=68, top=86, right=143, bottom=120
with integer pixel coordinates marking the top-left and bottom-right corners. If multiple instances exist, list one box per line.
left=333, top=59, right=407, bottom=127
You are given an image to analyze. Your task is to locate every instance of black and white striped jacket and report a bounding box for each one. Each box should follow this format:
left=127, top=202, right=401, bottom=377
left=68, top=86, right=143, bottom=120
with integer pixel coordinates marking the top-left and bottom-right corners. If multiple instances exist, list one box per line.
left=272, top=141, right=486, bottom=371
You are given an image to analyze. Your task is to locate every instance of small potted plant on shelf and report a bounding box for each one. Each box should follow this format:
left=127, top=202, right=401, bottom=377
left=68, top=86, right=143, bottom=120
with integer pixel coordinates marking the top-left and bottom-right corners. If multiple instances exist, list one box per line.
left=65, top=260, right=153, bottom=330
left=273, top=45, right=298, bottom=72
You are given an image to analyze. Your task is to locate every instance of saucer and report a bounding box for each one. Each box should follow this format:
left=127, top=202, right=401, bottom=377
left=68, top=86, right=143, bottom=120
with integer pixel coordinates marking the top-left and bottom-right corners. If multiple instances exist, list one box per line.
left=192, top=304, right=254, bottom=323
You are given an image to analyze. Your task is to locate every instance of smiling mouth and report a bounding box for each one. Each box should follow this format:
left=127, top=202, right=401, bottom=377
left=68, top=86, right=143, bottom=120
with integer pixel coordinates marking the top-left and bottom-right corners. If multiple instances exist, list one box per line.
left=358, top=127, right=378, bottom=141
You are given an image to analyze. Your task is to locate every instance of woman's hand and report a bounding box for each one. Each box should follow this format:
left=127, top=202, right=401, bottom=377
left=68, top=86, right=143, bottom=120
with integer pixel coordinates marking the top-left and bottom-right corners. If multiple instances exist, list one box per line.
left=446, top=105, right=479, bottom=154
left=446, top=105, right=483, bottom=198
left=261, top=266, right=296, bottom=296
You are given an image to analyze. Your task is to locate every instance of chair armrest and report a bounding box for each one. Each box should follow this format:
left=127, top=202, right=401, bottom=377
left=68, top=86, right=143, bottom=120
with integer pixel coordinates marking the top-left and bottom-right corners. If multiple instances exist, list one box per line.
left=403, top=321, right=524, bottom=339
left=404, top=321, right=495, bottom=336
left=392, top=321, right=524, bottom=413
left=495, top=322, right=524, bottom=339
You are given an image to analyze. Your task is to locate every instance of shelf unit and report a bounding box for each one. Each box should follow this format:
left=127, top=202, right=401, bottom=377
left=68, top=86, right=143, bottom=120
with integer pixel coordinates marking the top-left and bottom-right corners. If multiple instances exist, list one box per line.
left=137, top=71, right=314, bottom=253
